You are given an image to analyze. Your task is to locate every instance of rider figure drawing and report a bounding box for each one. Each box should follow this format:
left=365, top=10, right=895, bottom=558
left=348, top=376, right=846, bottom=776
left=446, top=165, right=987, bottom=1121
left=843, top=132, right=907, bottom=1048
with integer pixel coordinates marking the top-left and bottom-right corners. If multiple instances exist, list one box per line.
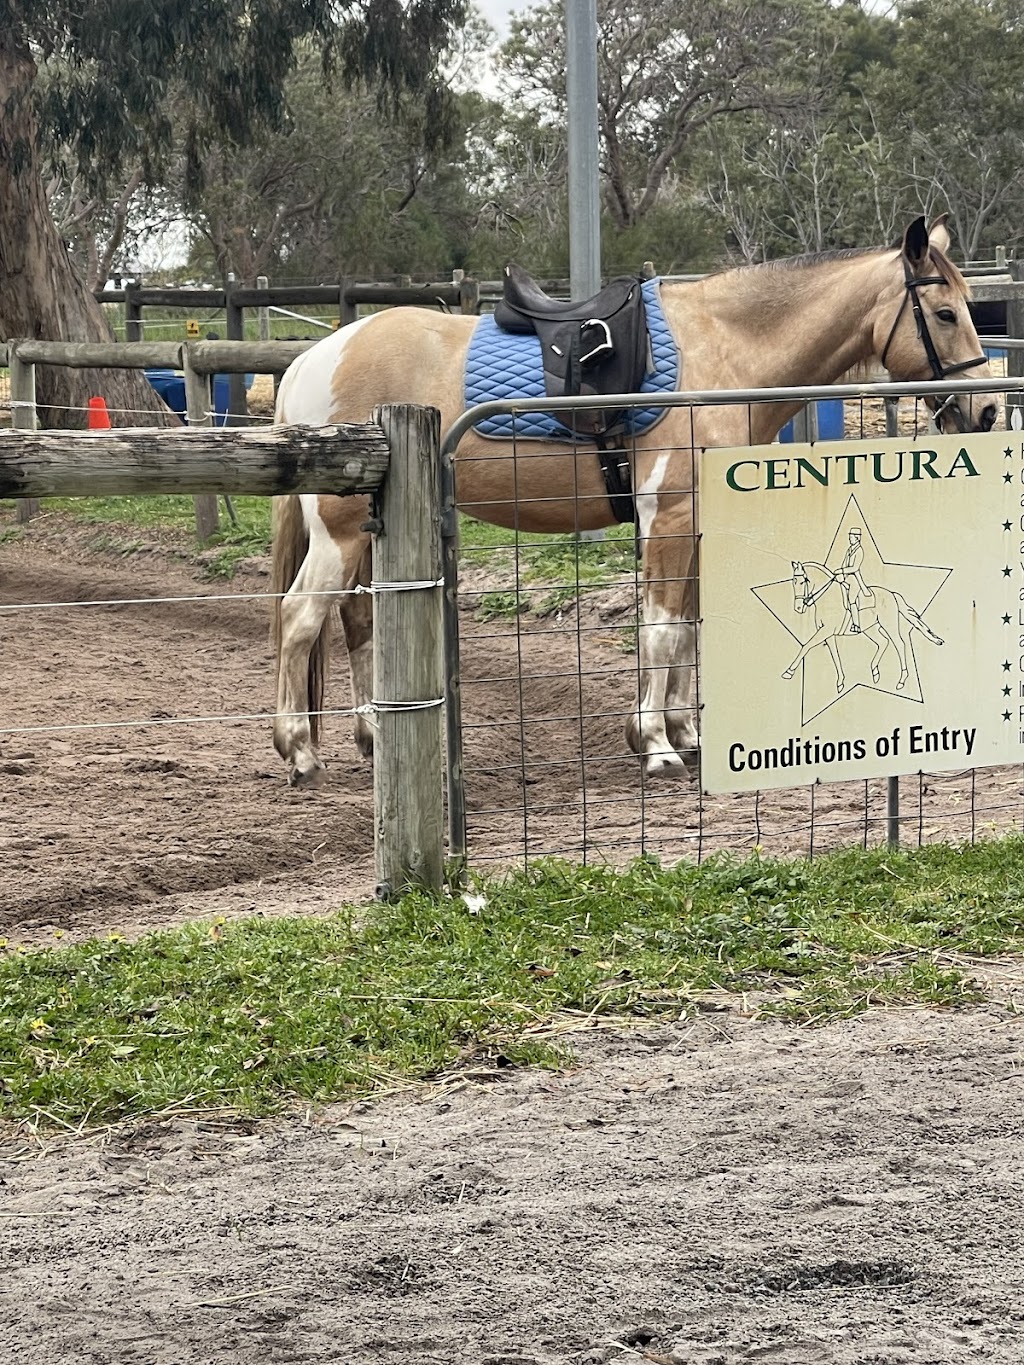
left=837, top=528, right=874, bottom=634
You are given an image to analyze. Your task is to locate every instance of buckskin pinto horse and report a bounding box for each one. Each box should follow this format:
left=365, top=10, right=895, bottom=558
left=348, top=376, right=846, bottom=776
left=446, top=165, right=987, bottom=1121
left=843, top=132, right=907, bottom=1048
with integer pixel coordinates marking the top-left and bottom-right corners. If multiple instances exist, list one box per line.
left=271, top=216, right=997, bottom=787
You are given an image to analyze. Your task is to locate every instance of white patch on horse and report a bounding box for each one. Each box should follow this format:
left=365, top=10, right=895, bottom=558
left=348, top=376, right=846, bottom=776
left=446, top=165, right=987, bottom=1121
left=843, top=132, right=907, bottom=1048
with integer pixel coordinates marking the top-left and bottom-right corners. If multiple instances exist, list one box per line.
left=636, top=452, right=670, bottom=543
left=276, top=315, right=377, bottom=424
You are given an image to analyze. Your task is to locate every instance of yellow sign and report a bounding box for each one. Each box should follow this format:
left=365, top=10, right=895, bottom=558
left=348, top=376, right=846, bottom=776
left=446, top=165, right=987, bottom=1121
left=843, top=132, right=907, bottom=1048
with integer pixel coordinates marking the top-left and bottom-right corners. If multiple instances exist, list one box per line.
left=700, top=431, right=1021, bottom=792
left=186, top=319, right=200, bottom=338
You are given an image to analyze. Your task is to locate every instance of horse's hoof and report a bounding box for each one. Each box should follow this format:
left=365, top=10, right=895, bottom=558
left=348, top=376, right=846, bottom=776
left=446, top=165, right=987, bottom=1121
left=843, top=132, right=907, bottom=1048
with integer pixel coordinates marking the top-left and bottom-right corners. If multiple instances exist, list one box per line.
left=871, top=667, right=879, bottom=682
left=289, top=762, right=327, bottom=789
left=896, top=681, right=905, bottom=692
left=643, top=750, right=691, bottom=780
left=837, top=680, right=846, bottom=693
left=782, top=667, right=795, bottom=679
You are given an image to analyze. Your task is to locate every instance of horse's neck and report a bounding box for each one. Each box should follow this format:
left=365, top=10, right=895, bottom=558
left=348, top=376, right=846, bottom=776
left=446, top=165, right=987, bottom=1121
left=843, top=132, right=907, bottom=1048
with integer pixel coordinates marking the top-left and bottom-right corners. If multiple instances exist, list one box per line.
left=674, top=252, right=892, bottom=390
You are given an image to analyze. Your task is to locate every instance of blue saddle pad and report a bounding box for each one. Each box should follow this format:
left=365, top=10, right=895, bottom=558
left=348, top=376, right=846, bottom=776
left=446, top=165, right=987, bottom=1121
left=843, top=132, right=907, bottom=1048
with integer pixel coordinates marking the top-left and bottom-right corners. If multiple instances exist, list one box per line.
left=465, top=278, right=679, bottom=440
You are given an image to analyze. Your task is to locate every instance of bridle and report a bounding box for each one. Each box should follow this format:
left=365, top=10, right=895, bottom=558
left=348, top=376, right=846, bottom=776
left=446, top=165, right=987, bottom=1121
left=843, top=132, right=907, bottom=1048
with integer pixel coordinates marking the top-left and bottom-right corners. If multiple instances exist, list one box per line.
left=794, top=563, right=835, bottom=610
left=879, top=256, right=987, bottom=433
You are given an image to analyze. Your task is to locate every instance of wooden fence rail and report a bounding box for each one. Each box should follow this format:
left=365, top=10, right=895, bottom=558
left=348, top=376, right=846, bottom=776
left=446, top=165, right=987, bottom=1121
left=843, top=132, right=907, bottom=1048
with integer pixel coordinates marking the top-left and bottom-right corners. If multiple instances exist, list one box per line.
left=1, top=338, right=318, bottom=538
left=0, top=404, right=447, bottom=896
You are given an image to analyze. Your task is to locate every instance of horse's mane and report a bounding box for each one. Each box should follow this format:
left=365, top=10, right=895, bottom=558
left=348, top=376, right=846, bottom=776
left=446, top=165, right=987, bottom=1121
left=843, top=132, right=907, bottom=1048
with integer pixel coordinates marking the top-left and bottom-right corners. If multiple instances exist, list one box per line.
left=715, top=244, right=971, bottom=299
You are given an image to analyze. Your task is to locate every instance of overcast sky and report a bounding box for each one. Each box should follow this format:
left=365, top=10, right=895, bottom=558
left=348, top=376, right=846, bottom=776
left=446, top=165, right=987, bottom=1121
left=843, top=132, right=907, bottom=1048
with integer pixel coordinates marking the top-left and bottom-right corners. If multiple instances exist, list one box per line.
left=474, top=0, right=529, bottom=39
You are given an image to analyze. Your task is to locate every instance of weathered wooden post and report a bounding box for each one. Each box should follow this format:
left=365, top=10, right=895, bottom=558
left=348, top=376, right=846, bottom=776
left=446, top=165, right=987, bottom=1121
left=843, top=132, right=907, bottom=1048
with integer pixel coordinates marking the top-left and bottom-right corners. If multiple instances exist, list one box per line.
left=224, top=273, right=249, bottom=424
left=339, top=277, right=358, bottom=327
left=123, top=280, right=143, bottom=343
left=456, top=274, right=480, bottom=315
left=9, top=344, right=39, bottom=523
left=371, top=404, right=445, bottom=896
left=181, top=345, right=220, bottom=540
left=256, top=276, right=271, bottom=342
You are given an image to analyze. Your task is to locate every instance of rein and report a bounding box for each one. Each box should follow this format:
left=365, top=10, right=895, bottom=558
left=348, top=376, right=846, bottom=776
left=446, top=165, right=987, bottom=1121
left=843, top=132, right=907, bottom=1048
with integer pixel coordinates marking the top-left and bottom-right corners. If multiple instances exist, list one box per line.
left=796, top=564, right=836, bottom=609
left=879, top=257, right=987, bottom=433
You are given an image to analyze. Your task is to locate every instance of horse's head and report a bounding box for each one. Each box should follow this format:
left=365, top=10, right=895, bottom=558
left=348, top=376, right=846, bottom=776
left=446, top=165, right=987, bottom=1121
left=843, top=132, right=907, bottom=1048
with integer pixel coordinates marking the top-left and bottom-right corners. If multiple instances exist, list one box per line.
left=875, top=215, right=997, bottom=435
left=792, top=560, right=810, bottom=613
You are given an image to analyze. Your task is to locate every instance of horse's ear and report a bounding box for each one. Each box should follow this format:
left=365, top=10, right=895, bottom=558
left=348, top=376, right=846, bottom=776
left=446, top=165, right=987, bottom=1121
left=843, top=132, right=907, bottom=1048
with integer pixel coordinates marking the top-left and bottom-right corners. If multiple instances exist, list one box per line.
left=902, top=216, right=930, bottom=272
left=928, top=212, right=952, bottom=256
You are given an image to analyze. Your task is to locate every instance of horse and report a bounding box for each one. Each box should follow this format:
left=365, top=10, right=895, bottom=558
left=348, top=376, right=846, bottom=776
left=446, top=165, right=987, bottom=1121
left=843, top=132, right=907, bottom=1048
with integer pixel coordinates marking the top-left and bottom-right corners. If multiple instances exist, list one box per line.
left=782, top=560, right=944, bottom=695
left=270, top=215, right=997, bottom=787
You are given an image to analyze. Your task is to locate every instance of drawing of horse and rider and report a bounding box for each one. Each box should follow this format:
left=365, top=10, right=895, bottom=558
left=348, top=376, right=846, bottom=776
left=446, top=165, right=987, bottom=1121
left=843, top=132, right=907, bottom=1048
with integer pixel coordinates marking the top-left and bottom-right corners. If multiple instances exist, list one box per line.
left=782, top=530, right=943, bottom=695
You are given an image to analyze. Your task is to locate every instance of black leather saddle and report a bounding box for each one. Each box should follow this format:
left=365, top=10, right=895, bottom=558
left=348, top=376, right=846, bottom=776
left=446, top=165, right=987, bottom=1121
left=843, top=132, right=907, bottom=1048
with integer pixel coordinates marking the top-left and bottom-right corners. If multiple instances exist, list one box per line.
left=492, top=263, right=650, bottom=437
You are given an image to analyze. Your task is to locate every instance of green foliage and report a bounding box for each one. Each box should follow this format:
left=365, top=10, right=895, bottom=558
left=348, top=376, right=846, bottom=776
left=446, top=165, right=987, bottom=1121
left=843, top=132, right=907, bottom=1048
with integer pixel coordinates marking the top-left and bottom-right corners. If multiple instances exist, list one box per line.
left=12, top=0, right=467, bottom=196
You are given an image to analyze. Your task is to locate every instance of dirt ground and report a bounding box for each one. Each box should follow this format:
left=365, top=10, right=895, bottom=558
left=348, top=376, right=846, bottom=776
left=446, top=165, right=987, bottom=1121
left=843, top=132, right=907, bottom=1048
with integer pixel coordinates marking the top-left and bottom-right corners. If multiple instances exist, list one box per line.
left=6, top=1002, right=1024, bottom=1365
left=4, top=509, right=1024, bottom=1364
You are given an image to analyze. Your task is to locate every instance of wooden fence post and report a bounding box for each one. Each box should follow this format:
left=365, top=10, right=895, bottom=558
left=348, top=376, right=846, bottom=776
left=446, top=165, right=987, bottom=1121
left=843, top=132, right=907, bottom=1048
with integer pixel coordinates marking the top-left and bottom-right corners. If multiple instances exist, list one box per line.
left=457, top=276, right=480, bottom=315
left=224, top=275, right=249, bottom=424
left=256, top=276, right=271, bottom=342
left=124, top=280, right=143, bottom=343
left=182, top=345, right=220, bottom=540
left=339, top=276, right=357, bottom=327
left=371, top=403, right=445, bottom=896
left=10, top=344, right=39, bottom=523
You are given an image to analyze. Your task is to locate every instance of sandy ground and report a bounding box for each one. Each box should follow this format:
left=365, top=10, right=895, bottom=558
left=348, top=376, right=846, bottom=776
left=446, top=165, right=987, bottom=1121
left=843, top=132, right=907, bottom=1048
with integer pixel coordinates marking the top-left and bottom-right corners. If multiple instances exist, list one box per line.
left=5, top=1004, right=1024, bottom=1364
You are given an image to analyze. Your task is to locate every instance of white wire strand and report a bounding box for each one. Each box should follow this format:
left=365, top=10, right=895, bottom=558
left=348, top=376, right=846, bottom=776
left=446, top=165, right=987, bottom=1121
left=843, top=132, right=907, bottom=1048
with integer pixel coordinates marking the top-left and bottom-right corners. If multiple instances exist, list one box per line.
left=0, top=579, right=443, bottom=613
left=0, top=698, right=443, bottom=739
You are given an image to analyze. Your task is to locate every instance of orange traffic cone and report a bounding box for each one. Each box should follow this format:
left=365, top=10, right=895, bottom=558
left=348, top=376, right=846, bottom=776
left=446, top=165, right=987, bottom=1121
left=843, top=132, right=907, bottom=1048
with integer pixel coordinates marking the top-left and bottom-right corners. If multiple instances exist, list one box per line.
left=87, top=396, right=112, bottom=429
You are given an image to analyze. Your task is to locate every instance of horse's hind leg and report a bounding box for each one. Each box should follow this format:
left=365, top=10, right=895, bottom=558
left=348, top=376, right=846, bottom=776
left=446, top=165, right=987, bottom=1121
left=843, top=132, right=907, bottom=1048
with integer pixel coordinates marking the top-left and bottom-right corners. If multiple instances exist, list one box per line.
left=274, top=501, right=344, bottom=787
left=338, top=538, right=374, bottom=759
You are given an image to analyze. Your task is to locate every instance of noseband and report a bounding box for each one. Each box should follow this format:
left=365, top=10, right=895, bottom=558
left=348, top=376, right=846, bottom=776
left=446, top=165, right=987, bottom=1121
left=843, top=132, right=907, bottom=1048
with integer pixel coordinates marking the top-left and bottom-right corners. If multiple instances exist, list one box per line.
left=879, top=258, right=987, bottom=433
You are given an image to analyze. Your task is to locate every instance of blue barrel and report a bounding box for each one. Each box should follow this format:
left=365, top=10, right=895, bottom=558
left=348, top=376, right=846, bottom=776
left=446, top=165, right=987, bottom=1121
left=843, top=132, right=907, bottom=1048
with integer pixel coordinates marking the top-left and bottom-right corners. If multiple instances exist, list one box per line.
left=145, top=370, right=249, bottom=426
left=780, top=399, right=845, bottom=442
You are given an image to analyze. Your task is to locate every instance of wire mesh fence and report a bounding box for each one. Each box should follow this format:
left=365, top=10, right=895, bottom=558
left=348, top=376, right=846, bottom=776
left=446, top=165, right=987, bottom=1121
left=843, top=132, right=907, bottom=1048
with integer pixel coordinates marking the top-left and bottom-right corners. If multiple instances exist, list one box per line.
left=453, top=383, right=1024, bottom=871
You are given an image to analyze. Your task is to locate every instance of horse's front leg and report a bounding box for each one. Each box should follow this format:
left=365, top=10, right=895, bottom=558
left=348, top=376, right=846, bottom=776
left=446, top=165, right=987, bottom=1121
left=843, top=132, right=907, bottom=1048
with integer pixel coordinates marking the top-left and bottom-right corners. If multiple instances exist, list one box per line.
left=626, top=497, right=697, bottom=779
left=782, top=622, right=829, bottom=679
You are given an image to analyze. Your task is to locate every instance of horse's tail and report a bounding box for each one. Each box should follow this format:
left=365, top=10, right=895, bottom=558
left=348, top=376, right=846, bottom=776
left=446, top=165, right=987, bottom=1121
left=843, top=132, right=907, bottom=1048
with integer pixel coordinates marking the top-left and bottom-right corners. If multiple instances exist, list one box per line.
left=892, top=591, right=943, bottom=645
left=271, top=495, right=328, bottom=745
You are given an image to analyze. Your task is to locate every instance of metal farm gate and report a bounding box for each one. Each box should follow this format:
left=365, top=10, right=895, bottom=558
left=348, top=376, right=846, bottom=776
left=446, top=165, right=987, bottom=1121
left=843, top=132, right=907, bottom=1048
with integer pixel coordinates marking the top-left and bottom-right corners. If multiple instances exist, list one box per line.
left=442, top=372, right=1021, bottom=873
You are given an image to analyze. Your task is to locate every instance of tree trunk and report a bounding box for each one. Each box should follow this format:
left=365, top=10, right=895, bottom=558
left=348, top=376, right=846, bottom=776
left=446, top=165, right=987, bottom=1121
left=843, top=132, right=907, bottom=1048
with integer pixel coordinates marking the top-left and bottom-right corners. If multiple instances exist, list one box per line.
left=0, top=33, right=176, bottom=430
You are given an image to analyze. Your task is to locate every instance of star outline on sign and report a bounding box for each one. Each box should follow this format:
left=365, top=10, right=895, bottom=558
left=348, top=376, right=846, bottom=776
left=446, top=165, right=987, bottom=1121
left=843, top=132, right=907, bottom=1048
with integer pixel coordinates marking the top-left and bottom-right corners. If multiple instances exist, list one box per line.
left=752, top=494, right=951, bottom=726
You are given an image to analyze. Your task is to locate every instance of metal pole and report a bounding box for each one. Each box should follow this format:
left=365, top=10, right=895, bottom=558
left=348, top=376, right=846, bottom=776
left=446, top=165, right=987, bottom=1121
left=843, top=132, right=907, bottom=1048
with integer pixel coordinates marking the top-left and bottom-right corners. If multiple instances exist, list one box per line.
left=567, top=0, right=604, bottom=541
left=884, top=394, right=899, bottom=848
left=566, top=0, right=601, bottom=298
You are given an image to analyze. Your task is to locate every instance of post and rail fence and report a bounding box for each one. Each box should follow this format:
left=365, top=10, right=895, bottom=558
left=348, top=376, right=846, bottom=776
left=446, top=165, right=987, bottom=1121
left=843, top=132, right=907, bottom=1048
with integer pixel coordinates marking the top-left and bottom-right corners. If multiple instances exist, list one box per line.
left=0, top=372, right=450, bottom=896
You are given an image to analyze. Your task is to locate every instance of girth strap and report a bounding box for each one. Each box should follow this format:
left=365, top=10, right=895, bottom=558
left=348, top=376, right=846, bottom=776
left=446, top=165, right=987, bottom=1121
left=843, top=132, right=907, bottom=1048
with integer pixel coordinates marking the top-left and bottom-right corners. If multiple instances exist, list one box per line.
left=594, top=436, right=636, bottom=526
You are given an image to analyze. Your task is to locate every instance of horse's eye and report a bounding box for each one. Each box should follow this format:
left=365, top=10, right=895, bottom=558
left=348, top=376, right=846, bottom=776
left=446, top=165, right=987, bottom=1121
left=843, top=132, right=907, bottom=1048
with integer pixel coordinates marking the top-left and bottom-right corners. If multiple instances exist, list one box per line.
left=936, top=308, right=957, bottom=324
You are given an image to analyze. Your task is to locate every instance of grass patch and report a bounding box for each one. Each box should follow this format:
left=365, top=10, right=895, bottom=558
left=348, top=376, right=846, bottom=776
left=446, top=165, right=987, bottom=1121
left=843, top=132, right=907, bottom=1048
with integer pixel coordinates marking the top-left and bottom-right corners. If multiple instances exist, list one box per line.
left=3, top=839, right=1024, bottom=1131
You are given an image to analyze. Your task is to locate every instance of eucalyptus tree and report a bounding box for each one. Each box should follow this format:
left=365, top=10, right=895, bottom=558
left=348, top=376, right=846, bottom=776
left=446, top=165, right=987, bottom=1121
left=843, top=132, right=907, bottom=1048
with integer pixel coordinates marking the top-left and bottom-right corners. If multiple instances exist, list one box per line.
left=494, top=0, right=828, bottom=236
left=860, top=0, right=1024, bottom=259
left=0, top=0, right=464, bottom=424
